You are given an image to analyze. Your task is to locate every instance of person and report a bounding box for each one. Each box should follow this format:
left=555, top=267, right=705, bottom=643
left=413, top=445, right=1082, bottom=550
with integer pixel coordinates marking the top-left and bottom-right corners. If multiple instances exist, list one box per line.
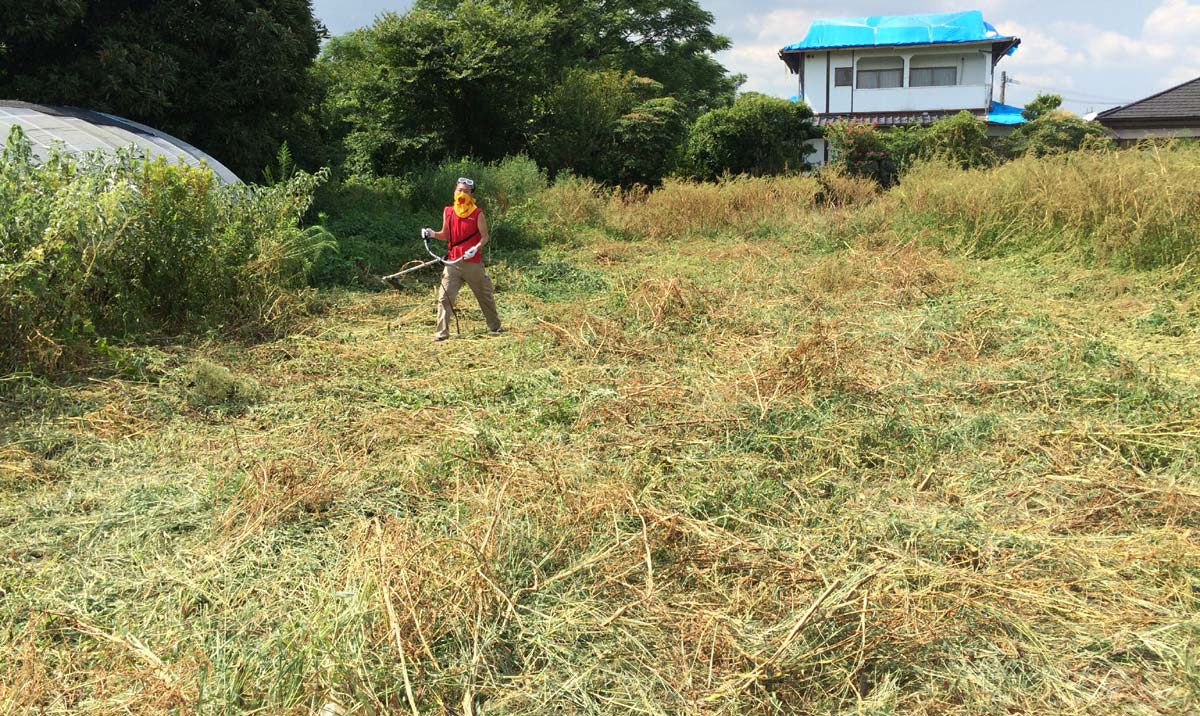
left=423, top=177, right=502, bottom=342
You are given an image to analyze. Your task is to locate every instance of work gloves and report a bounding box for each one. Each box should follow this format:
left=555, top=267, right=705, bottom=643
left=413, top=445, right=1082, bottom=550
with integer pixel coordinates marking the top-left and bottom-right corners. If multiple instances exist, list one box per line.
left=462, top=245, right=479, bottom=260
left=421, top=227, right=435, bottom=239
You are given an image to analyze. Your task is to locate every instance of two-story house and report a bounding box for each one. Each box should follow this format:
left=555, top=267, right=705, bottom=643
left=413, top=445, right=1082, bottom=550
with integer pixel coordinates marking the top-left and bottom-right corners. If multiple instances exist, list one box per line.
left=778, top=11, right=1024, bottom=164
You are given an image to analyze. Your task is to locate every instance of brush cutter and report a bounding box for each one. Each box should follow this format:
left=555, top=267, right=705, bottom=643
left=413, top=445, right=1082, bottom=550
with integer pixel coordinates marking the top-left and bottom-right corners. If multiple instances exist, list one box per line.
left=380, top=231, right=477, bottom=289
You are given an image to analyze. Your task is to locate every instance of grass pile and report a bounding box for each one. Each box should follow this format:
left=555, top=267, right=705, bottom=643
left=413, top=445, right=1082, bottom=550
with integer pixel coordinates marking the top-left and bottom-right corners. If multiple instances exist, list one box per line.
left=2, top=160, right=1199, bottom=715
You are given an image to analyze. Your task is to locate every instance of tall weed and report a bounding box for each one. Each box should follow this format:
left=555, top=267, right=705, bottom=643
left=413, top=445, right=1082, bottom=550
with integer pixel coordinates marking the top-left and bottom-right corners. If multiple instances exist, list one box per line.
left=891, top=145, right=1200, bottom=268
left=409, top=155, right=546, bottom=217
left=0, top=127, right=329, bottom=373
left=606, top=174, right=829, bottom=240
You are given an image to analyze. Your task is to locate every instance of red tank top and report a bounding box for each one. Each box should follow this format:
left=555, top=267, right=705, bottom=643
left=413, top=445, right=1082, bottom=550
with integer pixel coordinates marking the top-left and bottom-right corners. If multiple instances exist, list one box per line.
left=444, top=206, right=482, bottom=263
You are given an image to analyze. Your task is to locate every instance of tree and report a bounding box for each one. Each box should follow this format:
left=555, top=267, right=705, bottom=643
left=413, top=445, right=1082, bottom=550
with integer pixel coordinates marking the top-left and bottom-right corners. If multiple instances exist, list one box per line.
left=532, top=69, right=639, bottom=179
left=0, top=0, right=325, bottom=180
left=683, top=94, right=819, bottom=179
left=1022, top=93, right=1063, bottom=122
left=318, top=2, right=554, bottom=176
left=418, top=0, right=740, bottom=114
left=609, top=97, right=688, bottom=186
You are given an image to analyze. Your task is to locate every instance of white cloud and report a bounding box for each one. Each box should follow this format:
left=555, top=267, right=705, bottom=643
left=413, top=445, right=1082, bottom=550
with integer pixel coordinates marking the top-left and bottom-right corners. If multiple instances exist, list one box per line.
left=717, top=43, right=797, bottom=96
left=991, top=20, right=1086, bottom=68
left=714, top=8, right=819, bottom=98
left=754, top=9, right=819, bottom=46
left=1082, top=29, right=1177, bottom=66
left=1162, top=64, right=1200, bottom=87
left=1144, top=0, right=1200, bottom=39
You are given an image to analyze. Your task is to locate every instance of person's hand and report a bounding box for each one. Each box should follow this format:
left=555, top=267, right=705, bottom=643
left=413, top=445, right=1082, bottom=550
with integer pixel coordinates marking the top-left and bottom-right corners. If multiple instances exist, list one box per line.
left=462, top=245, right=479, bottom=260
left=421, top=227, right=435, bottom=239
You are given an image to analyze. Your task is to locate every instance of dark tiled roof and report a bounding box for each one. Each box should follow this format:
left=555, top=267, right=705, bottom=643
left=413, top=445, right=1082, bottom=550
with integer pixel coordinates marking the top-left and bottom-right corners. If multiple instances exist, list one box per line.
left=813, top=109, right=985, bottom=127
left=1096, top=77, right=1200, bottom=122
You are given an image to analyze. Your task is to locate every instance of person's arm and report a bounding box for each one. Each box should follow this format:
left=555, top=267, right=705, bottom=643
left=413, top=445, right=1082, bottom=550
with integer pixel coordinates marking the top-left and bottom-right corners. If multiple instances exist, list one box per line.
left=476, top=212, right=490, bottom=249
left=431, top=209, right=450, bottom=242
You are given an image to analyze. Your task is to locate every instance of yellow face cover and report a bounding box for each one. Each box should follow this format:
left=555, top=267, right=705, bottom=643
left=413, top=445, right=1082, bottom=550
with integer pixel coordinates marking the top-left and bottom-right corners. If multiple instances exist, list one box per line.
left=453, top=191, right=476, bottom=219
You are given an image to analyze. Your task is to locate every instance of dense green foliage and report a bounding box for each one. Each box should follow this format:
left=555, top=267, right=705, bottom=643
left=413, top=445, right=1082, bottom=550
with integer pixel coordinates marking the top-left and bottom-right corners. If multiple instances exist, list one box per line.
left=1002, top=110, right=1114, bottom=158
left=830, top=103, right=1114, bottom=184
left=0, top=128, right=329, bottom=373
left=531, top=69, right=642, bottom=180
left=0, top=0, right=325, bottom=180
left=824, top=122, right=898, bottom=184
left=923, top=111, right=995, bottom=169
left=610, top=97, right=689, bottom=186
left=316, top=0, right=738, bottom=180
left=318, top=2, right=555, bottom=176
left=483, top=0, right=738, bottom=110
left=311, top=155, right=547, bottom=285
left=683, top=94, right=819, bottom=179
left=1022, top=92, right=1063, bottom=121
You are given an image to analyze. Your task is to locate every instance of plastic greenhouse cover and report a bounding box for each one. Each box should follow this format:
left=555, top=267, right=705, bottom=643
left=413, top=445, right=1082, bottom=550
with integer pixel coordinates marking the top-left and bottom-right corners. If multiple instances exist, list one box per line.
left=0, top=102, right=241, bottom=185
left=782, top=10, right=1018, bottom=54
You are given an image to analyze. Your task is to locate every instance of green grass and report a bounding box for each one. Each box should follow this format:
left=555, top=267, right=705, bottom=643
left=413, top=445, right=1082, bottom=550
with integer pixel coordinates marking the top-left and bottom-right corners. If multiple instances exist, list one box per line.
left=3, top=186, right=1200, bottom=715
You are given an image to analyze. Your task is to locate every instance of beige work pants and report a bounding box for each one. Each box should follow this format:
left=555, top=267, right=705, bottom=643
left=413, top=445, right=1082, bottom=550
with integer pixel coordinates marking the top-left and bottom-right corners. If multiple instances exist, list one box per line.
left=435, top=262, right=501, bottom=339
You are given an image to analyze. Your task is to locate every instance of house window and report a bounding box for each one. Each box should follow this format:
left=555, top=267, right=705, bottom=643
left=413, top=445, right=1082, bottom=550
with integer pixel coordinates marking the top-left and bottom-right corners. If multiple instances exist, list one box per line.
left=911, top=67, right=958, bottom=87
left=834, top=68, right=852, bottom=87
left=857, top=68, right=903, bottom=89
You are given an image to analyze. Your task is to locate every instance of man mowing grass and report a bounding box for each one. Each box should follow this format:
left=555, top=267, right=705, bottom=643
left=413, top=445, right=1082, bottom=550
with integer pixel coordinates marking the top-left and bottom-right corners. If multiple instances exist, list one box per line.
left=423, top=177, right=502, bottom=342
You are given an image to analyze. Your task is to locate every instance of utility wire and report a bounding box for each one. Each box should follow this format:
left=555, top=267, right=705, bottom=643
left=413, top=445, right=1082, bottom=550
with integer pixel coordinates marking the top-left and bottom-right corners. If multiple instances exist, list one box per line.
left=1007, top=79, right=1133, bottom=104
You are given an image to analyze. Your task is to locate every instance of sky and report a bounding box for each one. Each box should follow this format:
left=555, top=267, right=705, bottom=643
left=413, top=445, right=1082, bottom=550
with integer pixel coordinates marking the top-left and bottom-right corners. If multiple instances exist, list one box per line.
left=311, top=0, right=1200, bottom=115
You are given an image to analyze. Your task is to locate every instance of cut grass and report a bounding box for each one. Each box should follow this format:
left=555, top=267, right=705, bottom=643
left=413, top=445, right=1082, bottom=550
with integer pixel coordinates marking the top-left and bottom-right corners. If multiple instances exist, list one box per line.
left=2, top=206, right=1199, bottom=715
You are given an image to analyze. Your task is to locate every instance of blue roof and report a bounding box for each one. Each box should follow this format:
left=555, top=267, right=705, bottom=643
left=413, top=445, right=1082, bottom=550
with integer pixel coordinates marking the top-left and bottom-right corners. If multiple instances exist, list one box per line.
left=782, top=10, right=1018, bottom=54
left=987, top=101, right=1027, bottom=126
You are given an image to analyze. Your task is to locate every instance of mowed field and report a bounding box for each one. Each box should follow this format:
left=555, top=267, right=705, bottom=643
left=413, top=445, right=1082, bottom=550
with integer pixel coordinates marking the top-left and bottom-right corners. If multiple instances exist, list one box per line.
left=3, top=178, right=1200, bottom=714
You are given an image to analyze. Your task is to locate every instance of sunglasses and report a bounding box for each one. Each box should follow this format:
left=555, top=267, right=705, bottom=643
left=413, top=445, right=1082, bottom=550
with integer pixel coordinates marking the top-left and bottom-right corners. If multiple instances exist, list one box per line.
left=457, top=177, right=475, bottom=187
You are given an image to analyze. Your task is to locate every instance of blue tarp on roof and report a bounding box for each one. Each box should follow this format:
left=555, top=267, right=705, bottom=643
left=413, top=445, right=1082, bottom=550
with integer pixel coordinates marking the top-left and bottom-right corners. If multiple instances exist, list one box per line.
left=987, top=101, right=1027, bottom=125
left=782, top=10, right=1017, bottom=54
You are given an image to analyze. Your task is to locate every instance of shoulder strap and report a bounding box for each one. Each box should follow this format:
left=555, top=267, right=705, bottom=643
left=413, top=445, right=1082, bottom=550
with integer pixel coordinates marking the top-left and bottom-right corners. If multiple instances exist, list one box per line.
left=448, top=208, right=481, bottom=250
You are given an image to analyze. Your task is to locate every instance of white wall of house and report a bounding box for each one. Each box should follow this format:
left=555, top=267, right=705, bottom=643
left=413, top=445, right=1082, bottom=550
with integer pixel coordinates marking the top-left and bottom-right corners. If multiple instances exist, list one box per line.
left=1106, top=126, right=1200, bottom=142
left=798, top=43, right=996, bottom=115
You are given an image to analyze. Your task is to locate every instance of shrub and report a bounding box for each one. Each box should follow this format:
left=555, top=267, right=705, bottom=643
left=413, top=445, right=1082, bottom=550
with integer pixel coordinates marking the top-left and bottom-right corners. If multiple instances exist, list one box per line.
left=882, top=124, right=929, bottom=172
left=683, top=94, right=819, bottom=180
left=924, top=111, right=995, bottom=169
left=829, top=116, right=993, bottom=184
left=825, top=122, right=897, bottom=185
left=0, top=126, right=329, bottom=373
left=1009, top=111, right=1114, bottom=158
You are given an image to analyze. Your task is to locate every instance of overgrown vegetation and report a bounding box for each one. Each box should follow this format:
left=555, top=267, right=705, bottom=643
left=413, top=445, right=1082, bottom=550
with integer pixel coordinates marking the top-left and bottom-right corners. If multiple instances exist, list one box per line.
left=683, top=93, right=819, bottom=179
left=4, top=145, right=1198, bottom=713
left=0, top=128, right=330, bottom=373
left=891, top=144, right=1200, bottom=268
left=828, top=103, right=1117, bottom=185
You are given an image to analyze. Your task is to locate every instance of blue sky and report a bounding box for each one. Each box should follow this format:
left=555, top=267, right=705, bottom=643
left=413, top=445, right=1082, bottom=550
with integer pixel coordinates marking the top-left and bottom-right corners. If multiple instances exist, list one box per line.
left=311, top=1, right=1200, bottom=115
